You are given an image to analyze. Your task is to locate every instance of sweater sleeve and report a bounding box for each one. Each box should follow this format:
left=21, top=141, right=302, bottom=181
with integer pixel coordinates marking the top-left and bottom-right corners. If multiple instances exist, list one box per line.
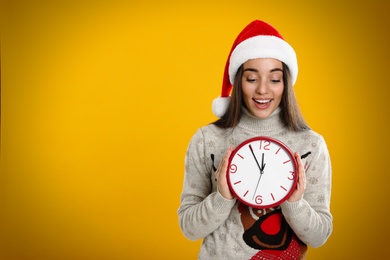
left=178, top=128, right=236, bottom=240
left=281, top=135, right=333, bottom=248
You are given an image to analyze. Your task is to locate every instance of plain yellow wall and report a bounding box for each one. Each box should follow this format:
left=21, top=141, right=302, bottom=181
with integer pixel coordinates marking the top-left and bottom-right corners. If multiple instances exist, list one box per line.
left=1, top=0, right=389, bottom=259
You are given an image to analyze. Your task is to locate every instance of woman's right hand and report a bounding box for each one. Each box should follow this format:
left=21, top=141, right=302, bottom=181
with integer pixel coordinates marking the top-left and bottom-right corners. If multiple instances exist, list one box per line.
left=214, top=147, right=234, bottom=200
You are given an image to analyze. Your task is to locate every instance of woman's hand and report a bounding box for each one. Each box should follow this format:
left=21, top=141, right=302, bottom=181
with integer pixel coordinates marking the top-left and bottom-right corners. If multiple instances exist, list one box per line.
left=287, top=152, right=306, bottom=203
left=215, top=147, right=234, bottom=200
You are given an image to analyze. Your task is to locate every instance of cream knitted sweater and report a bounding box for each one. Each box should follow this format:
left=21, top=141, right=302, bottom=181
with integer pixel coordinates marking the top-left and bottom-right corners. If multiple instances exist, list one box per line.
left=178, top=108, right=332, bottom=259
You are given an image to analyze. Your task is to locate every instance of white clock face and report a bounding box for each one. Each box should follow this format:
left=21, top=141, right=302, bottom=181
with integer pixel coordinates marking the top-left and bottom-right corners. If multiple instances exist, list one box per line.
left=227, top=136, right=297, bottom=209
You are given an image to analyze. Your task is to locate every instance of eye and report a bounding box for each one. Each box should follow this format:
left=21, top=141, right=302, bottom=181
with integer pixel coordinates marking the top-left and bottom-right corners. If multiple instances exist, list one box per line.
left=246, top=78, right=257, bottom=83
left=270, top=79, right=281, bottom=83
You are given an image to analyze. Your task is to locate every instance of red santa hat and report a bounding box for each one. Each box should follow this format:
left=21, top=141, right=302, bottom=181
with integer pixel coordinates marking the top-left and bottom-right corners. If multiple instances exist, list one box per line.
left=212, top=20, right=298, bottom=117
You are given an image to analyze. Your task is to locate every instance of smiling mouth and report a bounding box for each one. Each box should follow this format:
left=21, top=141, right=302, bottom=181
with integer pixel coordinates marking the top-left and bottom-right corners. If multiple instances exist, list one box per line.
left=253, top=99, right=271, bottom=104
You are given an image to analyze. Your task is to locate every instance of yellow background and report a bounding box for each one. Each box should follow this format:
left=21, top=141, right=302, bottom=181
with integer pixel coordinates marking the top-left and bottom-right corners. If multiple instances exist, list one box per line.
left=1, top=0, right=389, bottom=259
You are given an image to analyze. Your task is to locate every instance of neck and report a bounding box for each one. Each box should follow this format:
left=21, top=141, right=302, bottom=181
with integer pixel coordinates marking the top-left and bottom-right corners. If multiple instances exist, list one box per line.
left=237, top=107, right=286, bottom=135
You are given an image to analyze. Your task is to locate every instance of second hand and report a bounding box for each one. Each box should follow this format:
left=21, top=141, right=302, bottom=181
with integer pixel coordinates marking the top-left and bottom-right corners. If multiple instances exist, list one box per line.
left=249, top=145, right=265, bottom=199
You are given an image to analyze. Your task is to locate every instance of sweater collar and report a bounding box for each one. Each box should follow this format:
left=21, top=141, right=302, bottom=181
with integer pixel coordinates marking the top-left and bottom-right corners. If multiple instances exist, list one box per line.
left=237, top=107, right=286, bottom=135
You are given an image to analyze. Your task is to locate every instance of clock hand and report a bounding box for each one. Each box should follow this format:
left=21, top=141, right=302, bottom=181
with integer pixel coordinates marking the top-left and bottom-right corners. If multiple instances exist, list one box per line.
left=249, top=146, right=266, bottom=199
left=252, top=173, right=263, bottom=200
left=249, top=145, right=262, bottom=172
left=260, top=153, right=266, bottom=171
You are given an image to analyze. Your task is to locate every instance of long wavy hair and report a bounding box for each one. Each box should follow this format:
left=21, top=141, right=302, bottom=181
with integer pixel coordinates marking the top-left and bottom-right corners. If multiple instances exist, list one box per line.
left=213, top=63, right=309, bottom=131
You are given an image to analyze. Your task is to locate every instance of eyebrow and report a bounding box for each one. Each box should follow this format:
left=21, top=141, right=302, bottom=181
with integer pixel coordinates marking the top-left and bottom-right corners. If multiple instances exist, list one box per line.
left=243, top=68, right=283, bottom=73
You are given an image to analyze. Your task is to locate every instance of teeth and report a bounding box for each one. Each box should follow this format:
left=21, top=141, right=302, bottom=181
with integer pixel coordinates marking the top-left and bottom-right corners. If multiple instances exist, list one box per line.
left=254, top=99, right=270, bottom=104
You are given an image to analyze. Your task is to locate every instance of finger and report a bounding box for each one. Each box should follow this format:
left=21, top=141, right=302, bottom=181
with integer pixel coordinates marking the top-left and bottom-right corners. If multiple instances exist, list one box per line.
left=224, top=146, right=233, bottom=163
left=295, top=152, right=303, bottom=169
left=220, top=147, right=233, bottom=170
left=293, top=152, right=304, bottom=191
left=215, top=147, right=234, bottom=181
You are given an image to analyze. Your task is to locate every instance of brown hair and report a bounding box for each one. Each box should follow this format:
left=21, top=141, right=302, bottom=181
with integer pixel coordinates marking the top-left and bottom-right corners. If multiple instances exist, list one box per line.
left=213, top=63, right=309, bottom=131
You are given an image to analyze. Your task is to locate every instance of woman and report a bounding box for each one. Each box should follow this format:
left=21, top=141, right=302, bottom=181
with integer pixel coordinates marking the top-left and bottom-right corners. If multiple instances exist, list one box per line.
left=178, top=20, right=332, bottom=260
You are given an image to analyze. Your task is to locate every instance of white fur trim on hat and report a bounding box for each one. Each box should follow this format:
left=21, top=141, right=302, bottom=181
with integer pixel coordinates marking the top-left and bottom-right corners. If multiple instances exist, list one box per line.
left=212, top=96, right=231, bottom=118
left=229, top=35, right=298, bottom=86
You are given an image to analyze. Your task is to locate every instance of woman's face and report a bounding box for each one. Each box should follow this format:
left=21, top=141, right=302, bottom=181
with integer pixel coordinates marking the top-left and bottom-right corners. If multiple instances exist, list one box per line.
left=241, top=58, right=284, bottom=119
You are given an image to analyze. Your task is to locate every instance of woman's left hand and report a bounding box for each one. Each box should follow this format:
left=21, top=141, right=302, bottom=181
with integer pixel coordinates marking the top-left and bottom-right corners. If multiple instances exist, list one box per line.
left=287, top=152, right=306, bottom=202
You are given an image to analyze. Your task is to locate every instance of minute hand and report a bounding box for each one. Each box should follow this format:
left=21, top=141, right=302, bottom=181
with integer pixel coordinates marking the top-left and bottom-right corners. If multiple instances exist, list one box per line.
left=249, top=145, right=262, bottom=172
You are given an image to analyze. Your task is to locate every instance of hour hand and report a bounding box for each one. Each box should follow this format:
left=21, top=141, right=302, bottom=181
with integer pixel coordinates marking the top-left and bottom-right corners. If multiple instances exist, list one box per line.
left=260, top=153, right=266, bottom=172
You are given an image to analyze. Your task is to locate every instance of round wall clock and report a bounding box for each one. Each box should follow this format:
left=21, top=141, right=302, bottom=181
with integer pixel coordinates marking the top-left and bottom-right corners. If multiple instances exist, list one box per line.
left=227, top=136, right=298, bottom=209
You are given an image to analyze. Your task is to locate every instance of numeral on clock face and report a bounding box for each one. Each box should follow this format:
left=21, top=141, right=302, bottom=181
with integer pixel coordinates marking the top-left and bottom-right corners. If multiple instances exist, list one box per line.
left=229, top=164, right=237, bottom=173
left=255, top=195, right=263, bottom=205
left=259, top=140, right=270, bottom=150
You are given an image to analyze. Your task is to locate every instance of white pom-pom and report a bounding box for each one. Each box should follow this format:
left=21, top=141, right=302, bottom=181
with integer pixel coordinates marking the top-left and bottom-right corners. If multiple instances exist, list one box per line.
left=212, top=96, right=231, bottom=118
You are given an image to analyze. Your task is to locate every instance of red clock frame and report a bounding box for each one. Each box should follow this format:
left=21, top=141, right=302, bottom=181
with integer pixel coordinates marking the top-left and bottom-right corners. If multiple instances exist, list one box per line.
left=226, top=136, right=298, bottom=209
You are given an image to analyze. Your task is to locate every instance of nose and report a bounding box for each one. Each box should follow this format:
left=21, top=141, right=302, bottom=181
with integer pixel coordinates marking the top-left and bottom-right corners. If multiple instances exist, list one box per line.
left=255, top=80, right=268, bottom=95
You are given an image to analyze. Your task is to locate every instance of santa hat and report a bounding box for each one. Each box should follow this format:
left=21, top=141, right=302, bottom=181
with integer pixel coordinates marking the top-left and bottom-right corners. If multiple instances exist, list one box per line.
left=212, top=20, right=298, bottom=117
